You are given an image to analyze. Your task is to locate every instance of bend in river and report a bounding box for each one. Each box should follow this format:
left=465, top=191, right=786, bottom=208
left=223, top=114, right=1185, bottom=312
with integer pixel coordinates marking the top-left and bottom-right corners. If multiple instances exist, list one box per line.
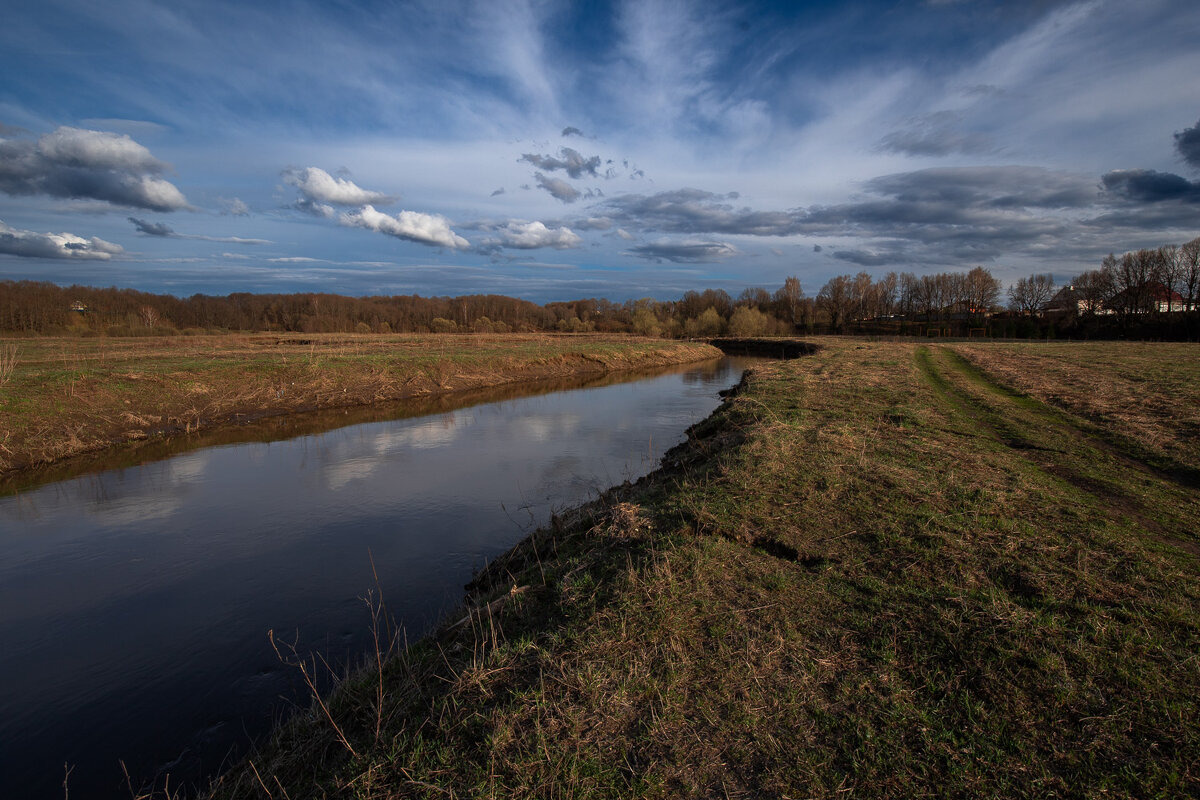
left=0, top=355, right=758, bottom=799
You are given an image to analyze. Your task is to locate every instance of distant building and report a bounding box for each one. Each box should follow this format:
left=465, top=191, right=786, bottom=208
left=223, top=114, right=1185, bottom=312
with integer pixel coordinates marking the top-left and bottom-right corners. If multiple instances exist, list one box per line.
left=1044, top=285, right=1085, bottom=316
left=69, top=301, right=89, bottom=313
left=1108, top=282, right=1185, bottom=314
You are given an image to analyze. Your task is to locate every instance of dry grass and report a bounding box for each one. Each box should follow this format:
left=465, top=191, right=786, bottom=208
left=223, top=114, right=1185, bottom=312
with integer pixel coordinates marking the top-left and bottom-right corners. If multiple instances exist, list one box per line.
left=205, top=339, right=1200, bottom=800
left=0, top=342, right=16, bottom=387
left=952, top=341, right=1200, bottom=475
left=0, top=333, right=720, bottom=479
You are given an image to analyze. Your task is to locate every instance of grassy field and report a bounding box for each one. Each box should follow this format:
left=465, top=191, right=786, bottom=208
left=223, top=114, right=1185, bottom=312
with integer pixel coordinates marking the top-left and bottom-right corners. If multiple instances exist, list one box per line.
left=201, top=339, right=1200, bottom=800
left=0, top=333, right=720, bottom=478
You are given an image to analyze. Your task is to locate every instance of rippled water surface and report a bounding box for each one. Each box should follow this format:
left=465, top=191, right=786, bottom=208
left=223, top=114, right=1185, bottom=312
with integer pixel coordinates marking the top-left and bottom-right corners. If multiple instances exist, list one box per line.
left=0, top=356, right=754, bottom=799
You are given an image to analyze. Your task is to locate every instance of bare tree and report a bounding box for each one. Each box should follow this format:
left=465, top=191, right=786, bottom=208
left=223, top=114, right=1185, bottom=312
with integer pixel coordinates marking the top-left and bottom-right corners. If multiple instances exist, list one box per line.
left=1154, top=244, right=1184, bottom=312
left=1008, top=274, right=1055, bottom=315
left=816, top=275, right=853, bottom=331
left=897, top=272, right=919, bottom=317
left=737, top=287, right=772, bottom=311
left=915, top=275, right=942, bottom=320
left=850, top=272, right=874, bottom=321
left=1113, top=249, right=1155, bottom=316
left=964, top=266, right=1001, bottom=317
left=138, top=305, right=160, bottom=328
left=1076, top=260, right=1116, bottom=315
left=773, top=276, right=805, bottom=328
left=1181, top=237, right=1200, bottom=311
left=876, top=272, right=899, bottom=318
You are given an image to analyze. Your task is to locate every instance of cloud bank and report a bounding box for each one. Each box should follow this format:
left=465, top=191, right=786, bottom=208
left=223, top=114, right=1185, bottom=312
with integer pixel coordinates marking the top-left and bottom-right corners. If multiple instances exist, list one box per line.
left=0, top=220, right=124, bottom=259
left=0, top=127, right=188, bottom=211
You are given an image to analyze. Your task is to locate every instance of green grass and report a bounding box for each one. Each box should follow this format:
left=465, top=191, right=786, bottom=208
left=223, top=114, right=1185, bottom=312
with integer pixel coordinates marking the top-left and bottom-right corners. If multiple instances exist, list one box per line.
left=200, top=340, right=1200, bottom=799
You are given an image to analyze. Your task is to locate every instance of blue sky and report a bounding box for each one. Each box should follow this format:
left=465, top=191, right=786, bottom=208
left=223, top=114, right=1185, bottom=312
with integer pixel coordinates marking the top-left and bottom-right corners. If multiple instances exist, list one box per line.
left=2, top=0, right=1198, bottom=302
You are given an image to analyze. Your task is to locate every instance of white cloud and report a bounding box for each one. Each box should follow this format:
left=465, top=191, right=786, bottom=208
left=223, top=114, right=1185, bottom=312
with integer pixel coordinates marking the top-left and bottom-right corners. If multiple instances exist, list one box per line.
left=339, top=204, right=469, bottom=249
left=220, top=196, right=250, bottom=216
left=485, top=220, right=582, bottom=250
left=0, top=126, right=189, bottom=211
left=37, top=126, right=168, bottom=172
left=0, top=219, right=124, bottom=260
left=283, top=166, right=394, bottom=206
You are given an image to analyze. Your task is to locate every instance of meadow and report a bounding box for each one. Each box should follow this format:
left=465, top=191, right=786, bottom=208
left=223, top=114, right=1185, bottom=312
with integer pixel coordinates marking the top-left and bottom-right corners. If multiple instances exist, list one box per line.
left=204, top=339, right=1200, bottom=799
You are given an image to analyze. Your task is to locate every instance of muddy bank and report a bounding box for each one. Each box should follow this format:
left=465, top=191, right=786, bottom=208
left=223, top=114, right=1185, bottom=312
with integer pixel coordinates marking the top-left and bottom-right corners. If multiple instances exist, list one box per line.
left=709, top=337, right=819, bottom=358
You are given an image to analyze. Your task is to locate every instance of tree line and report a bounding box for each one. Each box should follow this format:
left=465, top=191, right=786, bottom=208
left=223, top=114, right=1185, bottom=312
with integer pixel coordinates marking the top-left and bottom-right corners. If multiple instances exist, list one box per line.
left=1016, top=237, right=1200, bottom=317
left=1, top=235, right=1196, bottom=339
left=1002, top=236, right=1200, bottom=339
left=0, top=269, right=1003, bottom=338
left=0, top=281, right=816, bottom=337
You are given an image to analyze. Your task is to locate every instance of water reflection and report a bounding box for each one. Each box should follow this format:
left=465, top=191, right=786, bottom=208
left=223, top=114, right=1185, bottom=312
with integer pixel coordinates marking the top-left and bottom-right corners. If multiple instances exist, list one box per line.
left=0, top=357, right=756, bottom=799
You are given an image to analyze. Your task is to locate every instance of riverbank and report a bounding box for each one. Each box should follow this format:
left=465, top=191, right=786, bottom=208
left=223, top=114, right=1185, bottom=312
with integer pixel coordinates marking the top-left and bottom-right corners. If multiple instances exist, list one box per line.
left=0, top=333, right=721, bottom=480
left=206, top=339, right=1200, bottom=799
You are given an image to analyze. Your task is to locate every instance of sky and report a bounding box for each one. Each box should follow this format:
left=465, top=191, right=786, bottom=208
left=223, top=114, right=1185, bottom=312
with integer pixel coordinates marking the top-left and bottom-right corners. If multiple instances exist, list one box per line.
left=1, top=0, right=1199, bottom=303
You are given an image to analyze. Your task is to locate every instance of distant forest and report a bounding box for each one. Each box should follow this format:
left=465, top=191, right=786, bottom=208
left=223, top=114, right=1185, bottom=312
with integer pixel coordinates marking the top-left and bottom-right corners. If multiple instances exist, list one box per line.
left=2, top=236, right=1198, bottom=339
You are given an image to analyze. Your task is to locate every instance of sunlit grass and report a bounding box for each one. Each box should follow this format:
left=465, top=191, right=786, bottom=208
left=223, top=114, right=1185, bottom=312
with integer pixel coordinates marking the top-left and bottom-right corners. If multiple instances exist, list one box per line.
left=205, top=339, right=1200, bottom=799
left=0, top=332, right=720, bottom=476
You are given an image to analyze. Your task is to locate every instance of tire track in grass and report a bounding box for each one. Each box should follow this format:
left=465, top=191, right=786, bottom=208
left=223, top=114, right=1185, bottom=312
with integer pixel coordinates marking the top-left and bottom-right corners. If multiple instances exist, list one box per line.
left=915, top=345, right=1200, bottom=556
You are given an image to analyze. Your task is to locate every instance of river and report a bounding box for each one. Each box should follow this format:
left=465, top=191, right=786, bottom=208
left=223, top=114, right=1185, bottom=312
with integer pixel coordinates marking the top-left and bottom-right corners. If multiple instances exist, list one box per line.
left=0, top=355, right=755, bottom=799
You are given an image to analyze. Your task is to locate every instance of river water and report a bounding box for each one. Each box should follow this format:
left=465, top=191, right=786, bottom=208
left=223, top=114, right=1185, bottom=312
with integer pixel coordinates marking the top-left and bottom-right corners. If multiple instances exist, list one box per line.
left=0, top=356, right=754, bottom=799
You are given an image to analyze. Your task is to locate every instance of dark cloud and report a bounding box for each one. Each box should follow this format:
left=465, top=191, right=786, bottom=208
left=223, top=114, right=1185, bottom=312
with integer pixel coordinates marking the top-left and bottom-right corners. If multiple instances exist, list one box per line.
left=626, top=240, right=737, bottom=263
left=490, top=187, right=506, bottom=197
left=1082, top=203, right=1200, bottom=232
left=864, top=167, right=1097, bottom=209
left=534, top=173, right=581, bottom=203
left=878, top=111, right=993, bottom=157
left=783, top=166, right=1106, bottom=266
left=1175, top=118, right=1200, bottom=171
left=520, top=147, right=601, bottom=179
left=813, top=244, right=823, bottom=252
left=128, top=215, right=270, bottom=245
left=0, top=126, right=188, bottom=211
left=129, top=216, right=174, bottom=236
left=602, top=188, right=800, bottom=236
left=1101, top=169, right=1200, bottom=203
left=561, top=126, right=584, bottom=137
left=831, top=247, right=916, bottom=266
left=600, top=167, right=1113, bottom=268
left=0, top=219, right=123, bottom=259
